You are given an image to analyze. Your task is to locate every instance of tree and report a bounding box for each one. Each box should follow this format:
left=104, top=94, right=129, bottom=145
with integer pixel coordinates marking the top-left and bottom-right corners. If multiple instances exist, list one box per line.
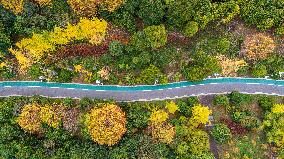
left=263, top=104, right=284, bottom=148
left=211, top=124, right=232, bottom=143
left=189, top=104, right=212, bottom=127
left=11, top=18, right=107, bottom=70
left=129, top=25, right=167, bottom=50
left=149, top=110, right=168, bottom=124
left=182, top=51, right=221, bottom=81
left=67, top=0, right=124, bottom=17
left=85, top=104, right=127, bottom=146
left=137, top=0, right=165, bottom=26
left=0, top=0, right=24, bottom=14
left=165, top=101, right=179, bottom=114
left=213, top=0, right=240, bottom=24
left=166, top=0, right=213, bottom=30
left=183, top=21, right=199, bottom=37
left=213, top=95, right=230, bottom=107
left=217, top=55, right=247, bottom=77
left=251, top=64, right=267, bottom=77
left=17, top=104, right=42, bottom=133
left=137, top=65, right=168, bottom=84
left=148, top=123, right=175, bottom=144
left=242, top=33, right=275, bottom=61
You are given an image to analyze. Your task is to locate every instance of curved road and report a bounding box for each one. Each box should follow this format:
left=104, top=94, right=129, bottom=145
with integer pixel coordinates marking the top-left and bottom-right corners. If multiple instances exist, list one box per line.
left=0, top=82, right=284, bottom=102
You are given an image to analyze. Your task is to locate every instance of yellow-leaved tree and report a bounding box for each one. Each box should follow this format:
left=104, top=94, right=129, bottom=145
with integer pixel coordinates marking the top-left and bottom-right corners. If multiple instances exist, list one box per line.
left=149, top=110, right=169, bottom=124
left=0, top=0, right=24, bottom=14
left=17, top=104, right=65, bottom=133
left=217, top=55, right=247, bottom=77
left=85, top=104, right=127, bottom=146
left=17, top=104, right=42, bottom=133
left=11, top=18, right=107, bottom=71
left=67, top=0, right=124, bottom=17
left=189, top=104, right=212, bottom=127
left=34, top=0, right=52, bottom=6
left=166, top=101, right=179, bottom=114
left=149, top=123, right=175, bottom=144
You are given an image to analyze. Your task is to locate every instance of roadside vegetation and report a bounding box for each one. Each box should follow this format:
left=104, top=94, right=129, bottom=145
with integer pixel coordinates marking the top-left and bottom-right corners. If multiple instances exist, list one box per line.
left=0, top=0, right=283, bottom=84
left=0, top=93, right=283, bottom=158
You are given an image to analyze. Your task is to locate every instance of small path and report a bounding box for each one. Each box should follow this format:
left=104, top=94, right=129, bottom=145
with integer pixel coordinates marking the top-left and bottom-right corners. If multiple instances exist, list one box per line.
left=0, top=82, right=284, bottom=101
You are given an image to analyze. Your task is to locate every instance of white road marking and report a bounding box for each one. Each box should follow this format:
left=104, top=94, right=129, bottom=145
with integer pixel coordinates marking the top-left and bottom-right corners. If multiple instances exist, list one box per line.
left=82, top=89, right=89, bottom=91
left=142, top=90, right=151, bottom=91
left=27, top=86, right=41, bottom=88
left=246, top=83, right=260, bottom=85
left=4, top=86, right=12, bottom=87
left=67, top=88, right=75, bottom=90
left=210, top=83, right=218, bottom=85
left=50, top=87, right=60, bottom=89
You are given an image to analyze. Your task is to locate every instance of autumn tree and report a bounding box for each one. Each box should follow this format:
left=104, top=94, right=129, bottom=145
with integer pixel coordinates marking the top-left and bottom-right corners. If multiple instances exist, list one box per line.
left=85, top=104, right=127, bottom=146
left=34, top=0, right=52, bottom=6
left=11, top=18, right=107, bottom=70
left=149, top=110, right=169, bottom=124
left=148, top=123, right=175, bottom=144
left=67, top=0, right=124, bottom=17
left=242, top=33, right=275, bottom=61
left=217, top=55, right=247, bottom=77
left=189, top=104, right=212, bottom=127
left=0, top=0, right=24, bottom=14
left=17, top=104, right=42, bottom=133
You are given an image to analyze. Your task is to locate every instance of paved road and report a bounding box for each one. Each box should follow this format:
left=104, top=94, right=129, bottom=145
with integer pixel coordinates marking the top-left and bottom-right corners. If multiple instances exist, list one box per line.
left=0, top=83, right=283, bottom=101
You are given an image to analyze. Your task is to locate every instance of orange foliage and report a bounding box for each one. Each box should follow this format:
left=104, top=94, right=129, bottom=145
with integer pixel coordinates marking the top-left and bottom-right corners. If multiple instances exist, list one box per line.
left=242, top=33, right=275, bottom=61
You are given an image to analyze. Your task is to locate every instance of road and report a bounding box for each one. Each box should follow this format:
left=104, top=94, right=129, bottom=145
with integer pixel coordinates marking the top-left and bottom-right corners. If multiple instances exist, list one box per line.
left=0, top=83, right=283, bottom=101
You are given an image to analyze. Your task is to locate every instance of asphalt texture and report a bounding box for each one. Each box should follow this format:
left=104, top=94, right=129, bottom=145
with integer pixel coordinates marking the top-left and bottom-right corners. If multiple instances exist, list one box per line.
left=0, top=83, right=283, bottom=101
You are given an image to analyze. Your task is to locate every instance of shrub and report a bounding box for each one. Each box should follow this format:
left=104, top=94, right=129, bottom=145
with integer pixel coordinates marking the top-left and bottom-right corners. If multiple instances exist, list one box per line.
left=258, top=96, right=274, bottom=112
left=127, top=107, right=150, bottom=129
left=129, top=25, right=167, bottom=50
left=183, top=21, right=198, bottom=37
left=251, top=64, right=267, bottom=77
left=165, top=101, right=179, bottom=114
left=177, top=100, right=191, bottom=116
left=228, top=91, right=252, bottom=108
left=149, top=123, right=175, bottom=144
left=57, top=44, right=108, bottom=58
left=242, top=33, right=275, bottom=61
left=85, top=104, right=127, bottom=146
left=239, top=0, right=284, bottom=32
left=109, top=40, right=124, bottom=57
left=137, top=0, right=165, bottom=26
left=39, top=105, right=64, bottom=129
left=213, top=95, right=229, bottom=107
left=149, top=110, right=168, bottom=124
left=188, top=130, right=210, bottom=156
left=263, top=104, right=284, bottom=148
left=189, top=104, right=212, bottom=127
left=213, top=0, right=240, bottom=24
left=240, top=116, right=261, bottom=130
left=211, top=124, right=231, bottom=144
left=166, top=0, right=213, bottom=30
left=137, top=65, right=168, bottom=85
left=182, top=51, right=221, bottom=81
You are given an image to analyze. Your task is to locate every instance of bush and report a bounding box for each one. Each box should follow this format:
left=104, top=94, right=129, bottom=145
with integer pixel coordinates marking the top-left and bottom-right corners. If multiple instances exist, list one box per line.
left=258, top=96, right=274, bottom=112
left=177, top=100, right=191, bottom=116
left=127, top=107, right=150, bottom=129
left=239, top=0, right=284, bottom=32
left=165, top=101, right=179, bottom=114
left=129, top=25, right=167, bottom=51
left=182, top=51, right=221, bottom=81
left=137, top=65, right=168, bottom=85
left=228, top=91, right=252, bottom=108
left=211, top=124, right=231, bottom=144
left=109, top=40, right=124, bottom=57
left=84, top=104, right=127, bottom=146
left=183, top=21, right=198, bottom=37
left=189, top=104, right=212, bottom=127
left=137, top=0, right=165, bottom=26
left=166, top=0, right=213, bottom=30
left=251, top=64, right=267, bottom=77
left=213, top=0, right=240, bottom=24
left=213, top=95, right=229, bottom=107
left=240, top=116, right=261, bottom=129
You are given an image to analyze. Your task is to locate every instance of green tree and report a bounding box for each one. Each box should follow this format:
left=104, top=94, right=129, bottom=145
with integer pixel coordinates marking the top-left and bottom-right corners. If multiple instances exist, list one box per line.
left=182, top=51, right=221, bottom=81
left=137, top=0, right=165, bottom=26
